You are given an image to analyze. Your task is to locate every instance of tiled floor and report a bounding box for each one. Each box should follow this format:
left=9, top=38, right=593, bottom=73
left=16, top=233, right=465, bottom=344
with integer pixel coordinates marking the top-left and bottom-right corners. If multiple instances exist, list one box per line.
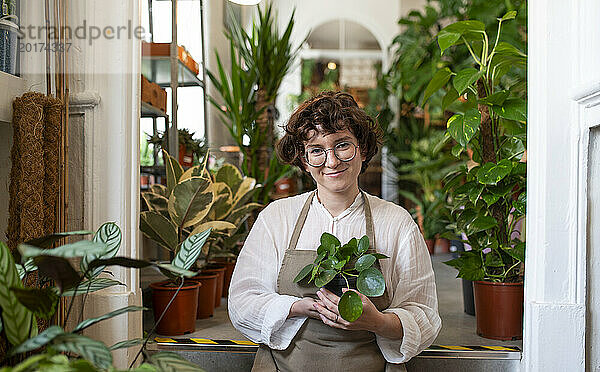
left=143, top=254, right=523, bottom=349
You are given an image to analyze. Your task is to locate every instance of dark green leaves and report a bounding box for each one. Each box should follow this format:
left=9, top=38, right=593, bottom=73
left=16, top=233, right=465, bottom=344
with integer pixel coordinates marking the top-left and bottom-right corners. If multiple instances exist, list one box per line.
left=81, top=222, right=122, bottom=279
left=62, top=278, right=124, bottom=297
left=355, top=254, right=376, bottom=272
left=314, top=269, right=336, bottom=288
left=293, top=264, right=313, bottom=283
left=320, top=233, right=341, bottom=252
left=357, top=267, right=386, bottom=297
left=437, top=20, right=485, bottom=55
left=51, top=334, right=113, bottom=370
left=11, top=287, right=59, bottom=320
left=11, top=325, right=64, bottom=355
left=423, top=67, right=453, bottom=104
left=447, top=108, right=481, bottom=147
left=338, top=291, right=363, bottom=322
left=442, top=87, right=460, bottom=111
left=140, top=211, right=178, bottom=252
left=495, top=98, right=526, bottom=122
left=73, top=306, right=146, bottom=333
left=453, top=68, right=483, bottom=95
left=357, top=236, right=370, bottom=256
left=149, top=351, right=206, bottom=371
left=477, top=160, right=513, bottom=185
left=444, top=251, right=484, bottom=281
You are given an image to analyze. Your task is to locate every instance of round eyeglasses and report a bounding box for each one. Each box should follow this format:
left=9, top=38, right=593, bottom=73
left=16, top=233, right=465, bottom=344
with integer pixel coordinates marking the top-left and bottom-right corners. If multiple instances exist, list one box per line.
left=304, top=141, right=359, bottom=167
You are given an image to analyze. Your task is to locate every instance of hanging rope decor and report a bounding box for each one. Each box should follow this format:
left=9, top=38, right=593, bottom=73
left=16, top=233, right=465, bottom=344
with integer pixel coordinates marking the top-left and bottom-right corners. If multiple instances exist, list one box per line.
left=6, top=92, right=63, bottom=252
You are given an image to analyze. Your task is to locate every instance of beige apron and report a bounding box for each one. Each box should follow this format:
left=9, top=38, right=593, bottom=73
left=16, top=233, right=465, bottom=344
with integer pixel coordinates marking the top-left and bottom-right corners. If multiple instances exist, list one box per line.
left=252, top=190, right=393, bottom=372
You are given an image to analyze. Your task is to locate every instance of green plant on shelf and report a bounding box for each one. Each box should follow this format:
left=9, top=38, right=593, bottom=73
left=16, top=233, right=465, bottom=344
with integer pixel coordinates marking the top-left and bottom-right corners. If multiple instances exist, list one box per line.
left=147, top=128, right=207, bottom=166
left=0, top=222, right=206, bottom=371
left=293, top=233, right=388, bottom=322
left=423, top=11, right=527, bottom=283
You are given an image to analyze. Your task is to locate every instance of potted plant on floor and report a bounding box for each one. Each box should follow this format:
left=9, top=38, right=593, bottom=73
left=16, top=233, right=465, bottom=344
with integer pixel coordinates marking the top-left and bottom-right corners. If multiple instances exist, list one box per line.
left=139, top=150, right=217, bottom=334
left=1, top=223, right=205, bottom=370
left=423, top=11, right=527, bottom=340
left=293, top=233, right=389, bottom=322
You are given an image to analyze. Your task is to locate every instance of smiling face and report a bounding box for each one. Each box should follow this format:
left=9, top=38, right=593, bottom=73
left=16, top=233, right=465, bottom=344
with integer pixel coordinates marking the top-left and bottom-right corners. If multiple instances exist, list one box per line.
left=303, top=129, right=364, bottom=197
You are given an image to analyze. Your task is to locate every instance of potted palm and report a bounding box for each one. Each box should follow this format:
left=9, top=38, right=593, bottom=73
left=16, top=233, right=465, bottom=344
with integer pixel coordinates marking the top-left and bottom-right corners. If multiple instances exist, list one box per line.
left=423, top=11, right=527, bottom=340
left=294, top=232, right=388, bottom=322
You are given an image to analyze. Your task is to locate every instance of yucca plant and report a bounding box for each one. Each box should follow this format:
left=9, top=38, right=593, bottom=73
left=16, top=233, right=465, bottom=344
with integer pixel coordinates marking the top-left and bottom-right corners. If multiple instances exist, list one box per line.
left=225, top=2, right=304, bottom=184
left=0, top=222, right=206, bottom=370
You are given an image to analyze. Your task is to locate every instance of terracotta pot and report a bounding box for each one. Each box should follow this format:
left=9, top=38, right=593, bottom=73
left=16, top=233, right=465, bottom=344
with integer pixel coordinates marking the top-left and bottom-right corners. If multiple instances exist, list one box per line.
left=210, top=258, right=237, bottom=297
left=425, top=239, right=435, bottom=255
left=190, top=273, right=218, bottom=319
left=150, top=280, right=200, bottom=335
left=473, top=281, right=524, bottom=340
left=201, top=264, right=226, bottom=307
left=178, top=144, right=194, bottom=168
left=436, top=238, right=450, bottom=254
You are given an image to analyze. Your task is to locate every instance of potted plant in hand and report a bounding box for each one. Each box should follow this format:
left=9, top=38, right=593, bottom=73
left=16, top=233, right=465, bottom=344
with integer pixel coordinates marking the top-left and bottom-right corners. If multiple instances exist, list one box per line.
left=293, top=232, right=389, bottom=322
left=423, top=11, right=527, bottom=340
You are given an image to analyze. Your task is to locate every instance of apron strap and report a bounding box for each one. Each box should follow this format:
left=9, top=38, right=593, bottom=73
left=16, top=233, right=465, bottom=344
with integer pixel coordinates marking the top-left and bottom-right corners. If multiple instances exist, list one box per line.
left=361, top=191, right=376, bottom=251
left=286, top=190, right=317, bottom=252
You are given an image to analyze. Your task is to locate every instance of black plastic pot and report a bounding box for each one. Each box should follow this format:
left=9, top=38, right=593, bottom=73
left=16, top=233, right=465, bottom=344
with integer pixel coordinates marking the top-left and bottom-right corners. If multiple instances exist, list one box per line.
left=451, top=238, right=475, bottom=316
left=324, top=274, right=357, bottom=297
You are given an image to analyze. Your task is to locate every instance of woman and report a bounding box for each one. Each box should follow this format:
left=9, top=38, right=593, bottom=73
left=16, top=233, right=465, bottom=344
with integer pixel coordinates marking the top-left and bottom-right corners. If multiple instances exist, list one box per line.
left=228, top=91, right=440, bottom=371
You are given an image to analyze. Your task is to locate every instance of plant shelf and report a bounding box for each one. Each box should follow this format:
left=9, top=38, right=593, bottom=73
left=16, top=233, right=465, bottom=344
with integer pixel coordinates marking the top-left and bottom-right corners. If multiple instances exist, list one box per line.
left=142, top=56, right=204, bottom=88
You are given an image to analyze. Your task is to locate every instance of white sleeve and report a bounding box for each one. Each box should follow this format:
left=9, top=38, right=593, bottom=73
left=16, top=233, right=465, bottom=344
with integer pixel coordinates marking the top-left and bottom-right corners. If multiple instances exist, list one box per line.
left=376, top=225, right=442, bottom=363
left=227, top=214, right=307, bottom=350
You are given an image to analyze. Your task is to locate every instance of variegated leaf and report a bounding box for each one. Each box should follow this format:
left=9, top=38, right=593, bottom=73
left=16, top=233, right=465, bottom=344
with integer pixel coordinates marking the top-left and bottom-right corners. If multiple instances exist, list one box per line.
left=191, top=221, right=236, bottom=237
left=206, top=182, right=234, bottom=221
left=168, top=177, right=214, bottom=228
left=215, top=164, right=243, bottom=196
left=180, top=165, right=204, bottom=181
left=142, top=192, right=169, bottom=216
left=149, top=184, right=169, bottom=198
left=173, top=228, right=212, bottom=270
left=234, top=177, right=257, bottom=204
left=140, top=211, right=178, bottom=251
left=81, top=222, right=122, bottom=279
left=226, top=203, right=263, bottom=225
left=163, top=150, right=183, bottom=194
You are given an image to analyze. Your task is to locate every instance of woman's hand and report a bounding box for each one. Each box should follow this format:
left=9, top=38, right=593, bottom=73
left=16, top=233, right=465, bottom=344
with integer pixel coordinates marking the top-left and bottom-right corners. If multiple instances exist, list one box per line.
left=314, top=288, right=403, bottom=339
left=288, top=297, right=321, bottom=319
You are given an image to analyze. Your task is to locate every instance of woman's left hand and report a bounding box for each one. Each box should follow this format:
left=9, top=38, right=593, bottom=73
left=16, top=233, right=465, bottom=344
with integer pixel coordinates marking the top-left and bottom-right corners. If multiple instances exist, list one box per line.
left=313, top=288, right=383, bottom=332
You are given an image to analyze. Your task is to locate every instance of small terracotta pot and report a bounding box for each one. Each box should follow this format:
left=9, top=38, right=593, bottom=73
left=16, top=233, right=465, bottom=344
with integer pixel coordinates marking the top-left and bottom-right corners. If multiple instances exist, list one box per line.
left=201, top=264, right=226, bottom=307
left=473, top=281, right=524, bottom=340
left=190, top=273, right=218, bottom=319
left=210, top=258, right=237, bottom=297
left=150, top=280, right=200, bottom=335
left=425, top=239, right=435, bottom=255
left=436, top=238, right=450, bottom=253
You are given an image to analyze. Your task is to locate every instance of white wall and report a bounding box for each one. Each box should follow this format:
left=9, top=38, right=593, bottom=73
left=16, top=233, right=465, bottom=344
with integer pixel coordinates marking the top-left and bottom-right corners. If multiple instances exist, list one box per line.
left=526, top=0, right=600, bottom=370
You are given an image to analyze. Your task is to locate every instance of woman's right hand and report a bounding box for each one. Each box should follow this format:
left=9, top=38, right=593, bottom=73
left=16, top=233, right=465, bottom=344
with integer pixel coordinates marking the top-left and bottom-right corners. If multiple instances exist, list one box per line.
left=288, top=297, right=321, bottom=319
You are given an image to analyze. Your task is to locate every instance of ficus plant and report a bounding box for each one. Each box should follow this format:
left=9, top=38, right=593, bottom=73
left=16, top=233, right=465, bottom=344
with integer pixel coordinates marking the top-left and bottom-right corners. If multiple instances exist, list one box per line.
left=0, top=222, right=207, bottom=371
left=293, top=233, right=388, bottom=322
left=422, top=11, right=527, bottom=283
left=141, top=152, right=262, bottom=264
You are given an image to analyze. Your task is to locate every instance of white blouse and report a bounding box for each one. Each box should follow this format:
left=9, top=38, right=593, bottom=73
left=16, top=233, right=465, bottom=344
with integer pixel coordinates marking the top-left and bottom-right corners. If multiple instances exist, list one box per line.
left=228, top=191, right=441, bottom=365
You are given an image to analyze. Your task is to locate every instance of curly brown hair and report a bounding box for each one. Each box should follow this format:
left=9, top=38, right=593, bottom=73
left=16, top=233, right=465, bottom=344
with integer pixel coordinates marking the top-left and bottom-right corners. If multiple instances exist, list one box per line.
left=276, top=91, right=383, bottom=174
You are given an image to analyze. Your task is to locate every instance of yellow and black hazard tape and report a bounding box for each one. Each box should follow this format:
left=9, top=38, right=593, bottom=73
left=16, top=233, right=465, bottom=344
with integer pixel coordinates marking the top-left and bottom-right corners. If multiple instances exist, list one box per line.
left=154, top=338, right=521, bottom=357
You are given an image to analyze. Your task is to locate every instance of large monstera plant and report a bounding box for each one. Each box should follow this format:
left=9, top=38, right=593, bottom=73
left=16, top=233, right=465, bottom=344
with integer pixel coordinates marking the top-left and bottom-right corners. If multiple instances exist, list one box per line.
left=0, top=223, right=205, bottom=371
left=141, top=151, right=261, bottom=262
left=423, top=11, right=527, bottom=283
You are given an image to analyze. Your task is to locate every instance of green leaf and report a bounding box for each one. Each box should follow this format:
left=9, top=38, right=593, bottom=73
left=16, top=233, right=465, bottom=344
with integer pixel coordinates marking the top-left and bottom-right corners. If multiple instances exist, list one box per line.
left=453, top=68, right=483, bottom=95
left=502, top=242, right=525, bottom=262
left=485, top=251, right=504, bottom=267
left=357, top=236, right=370, bottom=256
left=320, top=233, right=341, bottom=251
left=150, top=184, right=169, bottom=198
left=73, top=306, right=146, bottom=333
left=11, top=287, right=59, bottom=320
left=468, top=216, right=498, bottom=234
left=0, top=242, right=37, bottom=345
left=163, top=150, right=183, bottom=195
left=34, top=256, right=82, bottom=291
left=442, top=87, right=460, bottom=111
left=168, top=177, right=214, bottom=229
left=447, top=108, right=481, bottom=147
left=142, top=192, right=169, bottom=216
left=451, top=144, right=464, bottom=157
left=469, top=184, right=485, bottom=204
left=355, top=254, right=376, bottom=272
left=140, top=211, right=178, bottom=252
left=495, top=98, right=527, bottom=122
left=513, top=192, right=526, bottom=215
left=149, top=351, right=206, bottom=371
left=482, top=192, right=500, bottom=206
left=155, top=263, right=197, bottom=278
left=62, top=278, right=124, bottom=297
left=437, top=20, right=485, bottom=54
left=51, top=334, right=113, bottom=370
left=479, top=90, right=509, bottom=106
left=371, top=253, right=389, bottom=260
left=500, top=10, right=517, bottom=21
left=173, top=228, right=212, bottom=271
left=423, top=67, right=453, bottom=104
left=446, top=251, right=485, bottom=281
left=109, top=338, right=147, bottom=351
left=293, top=264, right=314, bottom=283
left=16, top=259, right=37, bottom=280
left=11, top=325, right=64, bottom=355
left=338, top=291, right=363, bottom=322
left=81, top=222, right=122, bottom=279
left=477, top=160, right=513, bottom=185
left=314, top=269, right=337, bottom=288
left=357, top=267, right=385, bottom=297
left=215, top=164, right=243, bottom=196
left=24, top=231, right=93, bottom=249
left=87, top=257, right=152, bottom=272
left=19, top=240, right=107, bottom=260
